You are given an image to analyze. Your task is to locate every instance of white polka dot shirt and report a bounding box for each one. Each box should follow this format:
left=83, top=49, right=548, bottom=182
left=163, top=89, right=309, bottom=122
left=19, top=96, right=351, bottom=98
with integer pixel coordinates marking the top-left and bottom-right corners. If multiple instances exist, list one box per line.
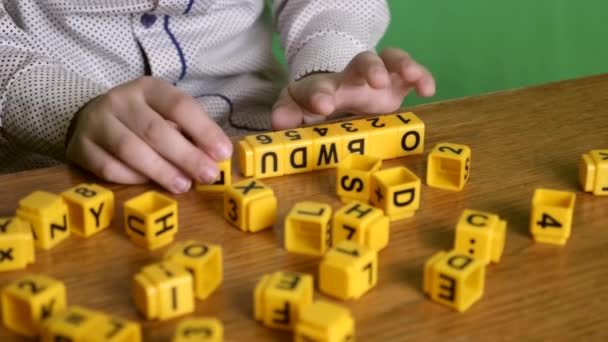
left=0, top=0, right=389, bottom=172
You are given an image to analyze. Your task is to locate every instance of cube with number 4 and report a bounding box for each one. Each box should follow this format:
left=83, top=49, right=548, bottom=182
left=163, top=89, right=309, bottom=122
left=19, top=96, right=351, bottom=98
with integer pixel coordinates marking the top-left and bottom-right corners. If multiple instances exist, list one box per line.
left=530, top=189, right=576, bottom=245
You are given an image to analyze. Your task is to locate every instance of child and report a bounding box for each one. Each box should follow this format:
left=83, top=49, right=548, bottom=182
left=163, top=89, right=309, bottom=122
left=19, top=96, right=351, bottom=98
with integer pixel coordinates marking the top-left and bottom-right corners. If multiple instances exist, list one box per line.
left=0, top=0, right=435, bottom=193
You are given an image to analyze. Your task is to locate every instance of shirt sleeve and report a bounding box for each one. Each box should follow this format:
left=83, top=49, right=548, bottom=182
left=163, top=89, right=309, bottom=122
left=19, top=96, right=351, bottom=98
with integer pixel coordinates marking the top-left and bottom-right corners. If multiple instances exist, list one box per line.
left=0, top=8, right=107, bottom=161
left=272, top=0, right=390, bottom=81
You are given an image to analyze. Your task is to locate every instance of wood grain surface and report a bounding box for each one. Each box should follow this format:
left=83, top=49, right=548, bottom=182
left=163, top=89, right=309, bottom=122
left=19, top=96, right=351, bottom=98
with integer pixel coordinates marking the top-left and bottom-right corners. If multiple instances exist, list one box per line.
left=1, top=74, right=608, bottom=341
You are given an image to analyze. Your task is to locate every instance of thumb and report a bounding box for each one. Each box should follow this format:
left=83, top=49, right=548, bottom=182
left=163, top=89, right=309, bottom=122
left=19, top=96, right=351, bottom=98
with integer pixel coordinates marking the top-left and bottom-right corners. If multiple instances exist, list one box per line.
left=271, top=87, right=305, bottom=130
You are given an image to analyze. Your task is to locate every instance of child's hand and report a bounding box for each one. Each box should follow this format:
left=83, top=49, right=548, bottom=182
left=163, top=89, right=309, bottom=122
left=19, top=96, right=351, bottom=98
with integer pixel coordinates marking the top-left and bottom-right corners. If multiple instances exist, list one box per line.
left=271, top=48, right=435, bottom=129
left=65, top=77, right=233, bottom=194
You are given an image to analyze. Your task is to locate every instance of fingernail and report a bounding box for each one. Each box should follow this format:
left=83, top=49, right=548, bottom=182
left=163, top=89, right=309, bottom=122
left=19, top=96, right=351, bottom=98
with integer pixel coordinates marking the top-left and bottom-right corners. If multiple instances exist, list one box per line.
left=200, top=165, right=220, bottom=184
left=174, top=177, right=192, bottom=193
left=213, top=141, right=233, bottom=161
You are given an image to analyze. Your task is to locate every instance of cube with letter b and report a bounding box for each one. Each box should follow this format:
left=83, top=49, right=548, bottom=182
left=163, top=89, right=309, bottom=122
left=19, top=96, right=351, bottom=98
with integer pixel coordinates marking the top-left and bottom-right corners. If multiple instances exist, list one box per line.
left=238, top=132, right=284, bottom=178
left=16, top=191, right=70, bottom=250
left=370, top=166, right=421, bottom=220
left=336, top=120, right=369, bottom=157
left=423, top=250, right=485, bottom=312
left=224, top=179, right=277, bottom=232
left=427, top=143, right=471, bottom=191
left=173, top=317, right=223, bottom=342
left=336, top=154, right=382, bottom=203
left=61, top=183, right=115, bottom=237
left=124, top=191, right=178, bottom=250
left=0, top=217, right=35, bottom=271
left=530, top=188, right=575, bottom=245
left=254, top=271, right=313, bottom=330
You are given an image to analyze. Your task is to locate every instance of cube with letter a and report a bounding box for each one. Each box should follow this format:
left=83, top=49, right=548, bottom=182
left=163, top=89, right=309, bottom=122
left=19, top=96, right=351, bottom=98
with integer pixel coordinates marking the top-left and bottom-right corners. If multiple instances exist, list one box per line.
left=423, top=250, right=485, bottom=312
left=254, top=271, right=313, bottom=331
left=579, top=149, right=608, bottom=195
left=16, top=191, right=71, bottom=250
left=123, top=191, right=178, bottom=250
left=224, top=179, right=277, bottom=232
left=61, top=183, right=115, bottom=237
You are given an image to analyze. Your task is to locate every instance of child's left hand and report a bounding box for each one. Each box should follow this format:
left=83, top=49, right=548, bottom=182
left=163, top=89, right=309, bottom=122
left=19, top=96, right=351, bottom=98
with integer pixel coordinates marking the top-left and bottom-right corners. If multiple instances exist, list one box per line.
left=271, top=47, right=435, bottom=130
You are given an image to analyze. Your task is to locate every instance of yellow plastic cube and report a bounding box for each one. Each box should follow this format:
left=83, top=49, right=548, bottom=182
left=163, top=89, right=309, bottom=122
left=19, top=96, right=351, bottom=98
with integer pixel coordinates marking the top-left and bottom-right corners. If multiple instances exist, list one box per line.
left=254, top=271, right=313, bottom=331
left=360, top=115, right=396, bottom=160
left=195, top=159, right=232, bottom=192
left=123, top=191, right=178, bottom=250
left=294, top=301, right=354, bottom=342
left=284, top=202, right=332, bottom=256
left=61, top=183, right=115, bottom=237
left=1, top=274, right=67, bottom=336
left=16, top=191, right=71, bottom=250
left=427, top=143, right=471, bottom=191
left=579, top=149, right=608, bottom=195
left=336, top=154, right=382, bottom=203
left=423, top=250, right=485, bottom=312
left=319, top=241, right=377, bottom=300
left=278, top=128, right=315, bottom=175
left=361, top=112, right=424, bottom=160
left=40, top=306, right=104, bottom=341
left=173, top=317, right=223, bottom=342
left=133, top=262, right=194, bottom=320
left=311, top=124, right=343, bottom=170
left=238, top=133, right=284, bottom=178
left=0, top=217, right=35, bottom=271
left=86, top=313, right=142, bottom=342
left=530, top=189, right=576, bottom=245
left=370, top=166, right=421, bottom=220
left=454, top=209, right=507, bottom=264
left=224, top=179, right=277, bottom=232
left=332, top=201, right=389, bottom=252
left=336, top=120, right=370, bottom=157
left=165, top=240, right=223, bottom=300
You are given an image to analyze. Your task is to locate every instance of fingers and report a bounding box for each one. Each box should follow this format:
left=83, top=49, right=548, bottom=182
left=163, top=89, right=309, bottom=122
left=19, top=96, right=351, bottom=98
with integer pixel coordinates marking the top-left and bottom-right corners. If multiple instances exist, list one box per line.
left=379, top=48, right=436, bottom=97
left=271, top=88, right=305, bottom=130
left=287, top=74, right=339, bottom=116
left=347, top=51, right=390, bottom=89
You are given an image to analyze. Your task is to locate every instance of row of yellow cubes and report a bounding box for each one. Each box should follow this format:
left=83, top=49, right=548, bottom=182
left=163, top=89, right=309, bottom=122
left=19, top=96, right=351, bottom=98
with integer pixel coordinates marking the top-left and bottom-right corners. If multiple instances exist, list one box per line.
left=238, top=112, right=425, bottom=179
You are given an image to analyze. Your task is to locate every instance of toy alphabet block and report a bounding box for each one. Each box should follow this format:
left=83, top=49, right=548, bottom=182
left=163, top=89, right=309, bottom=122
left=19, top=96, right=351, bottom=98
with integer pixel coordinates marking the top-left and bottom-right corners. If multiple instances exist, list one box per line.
left=224, top=179, right=277, bottom=232
left=332, top=201, right=389, bottom=252
left=61, top=183, right=114, bottom=237
left=87, top=313, right=142, bottom=342
left=336, top=120, right=369, bottom=157
left=530, top=189, right=576, bottom=245
left=579, top=149, right=608, bottom=195
left=284, top=202, right=332, bottom=256
left=173, top=317, right=223, bottom=342
left=423, top=250, right=485, bottom=312
left=278, top=129, right=315, bottom=175
left=0, top=217, right=35, bottom=271
left=295, top=301, right=354, bottom=342
left=124, top=191, right=178, bottom=250
left=16, top=191, right=70, bottom=250
left=238, top=132, right=284, bottom=178
left=370, top=166, right=421, bottom=220
left=336, top=154, right=382, bottom=203
left=427, top=143, right=471, bottom=191
left=40, top=306, right=104, bottom=342
left=454, top=209, right=506, bottom=264
left=195, top=159, right=232, bottom=192
left=311, top=124, right=343, bottom=170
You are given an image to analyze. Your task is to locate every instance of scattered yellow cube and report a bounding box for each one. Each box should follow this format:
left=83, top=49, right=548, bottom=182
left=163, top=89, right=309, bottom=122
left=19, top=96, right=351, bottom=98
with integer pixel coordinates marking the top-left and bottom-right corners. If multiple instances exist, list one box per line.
left=530, top=188, right=576, bottom=245
left=0, top=217, right=35, bottom=271
left=294, top=301, right=354, bottom=342
left=123, top=191, right=178, bottom=250
left=370, top=166, right=421, bottom=220
left=453, top=209, right=507, bottom=264
left=319, top=241, right=377, bottom=300
left=224, top=179, right=277, bottom=232
left=16, top=191, right=71, bottom=250
left=423, top=250, right=485, bottom=312
left=1, top=274, right=67, bottom=336
left=173, top=317, right=223, bottom=342
left=336, top=154, right=382, bottom=203
left=61, top=183, right=115, bottom=237
left=284, top=202, right=333, bottom=256
left=332, top=201, right=389, bottom=252
left=579, top=149, right=608, bottom=195
left=86, top=313, right=142, bottom=342
left=278, top=128, right=315, bottom=175
left=133, top=262, right=194, bottom=320
left=238, top=132, right=285, bottom=178
left=195, top=159, right=232, bottom=192
left=311, top=124, right=343, bottom=170
left=254, top=271, right=313, bottom=331
left=336, top=120, right=369, bottom=157
left=40, top=306, right=105, bottom=342
left=383, top=112, right=425, bottom=158
left=165, top=241, right=223, bottom=300
left=427, top=143, right=471, bottom=191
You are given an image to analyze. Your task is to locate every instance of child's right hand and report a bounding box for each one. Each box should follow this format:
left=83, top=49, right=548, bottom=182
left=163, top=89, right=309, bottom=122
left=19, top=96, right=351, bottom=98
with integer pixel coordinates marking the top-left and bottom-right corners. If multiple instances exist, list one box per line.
left=65, top=77, right=233, bottom=194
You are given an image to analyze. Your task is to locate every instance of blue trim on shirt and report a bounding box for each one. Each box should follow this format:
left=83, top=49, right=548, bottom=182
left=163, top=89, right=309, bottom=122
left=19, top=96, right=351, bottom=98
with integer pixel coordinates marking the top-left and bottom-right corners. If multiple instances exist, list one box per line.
left=184, top=0, right=195, bottom=14
left=163, top=15, right=187, bottom=81
left=199, top=94, right=234, bottom=114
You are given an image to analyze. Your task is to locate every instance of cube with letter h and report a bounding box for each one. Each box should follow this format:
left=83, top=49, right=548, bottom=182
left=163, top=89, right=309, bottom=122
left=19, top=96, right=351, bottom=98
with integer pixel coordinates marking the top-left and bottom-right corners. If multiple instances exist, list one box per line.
left=1, top=274, right=67, bottom=337
left=61, top=183, right=115, bottom=237
left=336, top=154, right=382, bottom=203
left=195, top=159, right=232, bottom=192
left=173, top=317, right=223, bottom=342
left=224, top=179, right=277, bottom=232
left=427, top=143, right=471, bottom=191
left=454, top=209, right=507, bottom=264
left=254, top=271, right=313, bottom=331
left=16, top=191, right=70, bottom=250
left=124, top=191, right=178, bottom=250
left=579, top=149, right=608, bottom=195
left=530, top=188, right=576, bottom=246
left=0, top=217, right=35, bottom=272
left=370, top=166, right=421, bottom=221
left=295, top=301, right=354, bottom=342
left=133, top=262, right=194, bottom=320
left=284, top=201, right=332, bottom=256
left=319, top=240, right=378, bottom=300
left=165, top=240, right=223, bottom=300
left=333, top=201, right=390, bottom=252
left=423, top=250, right=485, bottom=312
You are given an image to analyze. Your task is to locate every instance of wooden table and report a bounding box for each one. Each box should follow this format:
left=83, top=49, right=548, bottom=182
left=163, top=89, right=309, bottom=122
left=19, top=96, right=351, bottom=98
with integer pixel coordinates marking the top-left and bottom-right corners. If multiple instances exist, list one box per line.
left=1, top=74, right=608, bottom=341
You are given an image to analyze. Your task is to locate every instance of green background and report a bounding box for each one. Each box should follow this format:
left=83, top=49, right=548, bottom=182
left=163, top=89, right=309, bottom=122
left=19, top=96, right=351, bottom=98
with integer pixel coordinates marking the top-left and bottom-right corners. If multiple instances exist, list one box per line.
left=273, top=1, right=607, bottom=106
